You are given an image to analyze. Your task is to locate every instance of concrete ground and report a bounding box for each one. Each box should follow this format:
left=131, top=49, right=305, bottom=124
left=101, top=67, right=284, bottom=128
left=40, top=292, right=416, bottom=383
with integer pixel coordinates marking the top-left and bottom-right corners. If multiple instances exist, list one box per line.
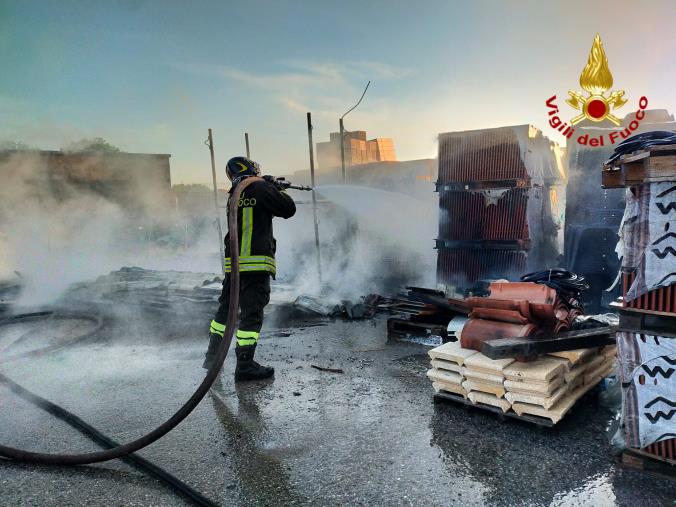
left=0, top=304, right=673, bottom=507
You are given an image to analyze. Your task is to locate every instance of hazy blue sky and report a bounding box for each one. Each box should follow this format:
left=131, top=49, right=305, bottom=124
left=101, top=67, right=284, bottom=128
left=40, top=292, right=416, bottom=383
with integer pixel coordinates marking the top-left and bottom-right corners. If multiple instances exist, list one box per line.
left=1, top=1, right=674, bottom=184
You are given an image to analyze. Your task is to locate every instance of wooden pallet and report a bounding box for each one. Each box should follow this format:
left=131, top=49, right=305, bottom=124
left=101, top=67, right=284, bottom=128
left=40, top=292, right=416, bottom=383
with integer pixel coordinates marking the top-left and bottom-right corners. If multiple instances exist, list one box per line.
left=619, top=306, right=676, bottom=338
left=602, top=144, right=676, bottom=188
left=433, top=390, right=555, bottom=427
left=621, top=448, right=676, bottom=477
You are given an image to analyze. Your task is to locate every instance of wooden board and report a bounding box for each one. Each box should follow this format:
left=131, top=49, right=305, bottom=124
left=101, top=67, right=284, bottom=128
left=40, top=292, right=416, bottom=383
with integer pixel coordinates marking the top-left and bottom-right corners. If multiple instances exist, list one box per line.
left=583, top=354, right=605, bottom=372
left=482, top=328, right=614, bottom=359
left=566, top=373, right=584, bottom=393
left=602, top=145, right=676, bottom=188
left=504, top=375, right=564, bottom=396
left=511, top=380, right=598, bottom=423
left=429, top=340, right=477, bottom=365
left=433, top=390, right=555, bottom=427
left=549, top=348, right=598, bottom=365
left=584, top=358, right=615, bottom=385
left=462, top=379, right=506, bottom=398
left=468, top=391, right=511, bottom=413
left=619, top=307, right=676, bottom=338
left=564, top=363, right=587, bottom=385
left=427, top=368, right=463, bottom=386
left=430, top=358, right=463, bottom=374
left=503, top=357, right=566, bottom=382
left=432, top=381, right=468, bottom=398
left=622, top=447, right=676, bottom=476
left=462, top=368, right=505, bottom=384
left=505, top=384, right=567, bottom=410
left=464, top=352, right=514, bottom=374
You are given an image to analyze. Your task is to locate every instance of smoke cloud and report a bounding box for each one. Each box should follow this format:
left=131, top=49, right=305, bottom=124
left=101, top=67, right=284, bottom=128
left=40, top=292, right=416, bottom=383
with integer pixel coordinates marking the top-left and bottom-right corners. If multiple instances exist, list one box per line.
left=0, top=152, right=220, bottom=306
left=274, top=185, right=437, bottom=301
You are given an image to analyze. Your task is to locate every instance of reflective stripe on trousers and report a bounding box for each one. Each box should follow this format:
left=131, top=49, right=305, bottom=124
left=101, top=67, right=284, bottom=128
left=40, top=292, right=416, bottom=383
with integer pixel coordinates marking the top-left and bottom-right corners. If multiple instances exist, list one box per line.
left=236, top=329, right=260, bottom=347
left=210, top=322, right=260, bottom=346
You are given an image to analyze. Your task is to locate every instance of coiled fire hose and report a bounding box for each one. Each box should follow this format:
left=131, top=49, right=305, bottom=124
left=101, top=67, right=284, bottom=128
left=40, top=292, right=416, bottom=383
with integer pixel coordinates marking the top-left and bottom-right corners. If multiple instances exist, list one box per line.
left=0, top=176, right=261, bottom=466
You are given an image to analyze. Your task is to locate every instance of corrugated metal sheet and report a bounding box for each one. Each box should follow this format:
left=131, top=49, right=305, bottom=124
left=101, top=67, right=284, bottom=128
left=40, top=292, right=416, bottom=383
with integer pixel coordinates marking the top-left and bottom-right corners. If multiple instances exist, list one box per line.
left=644, top=438, right=676, bottom=461
left=438, top=127, right=529, bottom=183
left=439, top=189, right=529, bottom=241
left=437, top=248, right=527, bottom=286
left=623, top=272, right=676, bottom=314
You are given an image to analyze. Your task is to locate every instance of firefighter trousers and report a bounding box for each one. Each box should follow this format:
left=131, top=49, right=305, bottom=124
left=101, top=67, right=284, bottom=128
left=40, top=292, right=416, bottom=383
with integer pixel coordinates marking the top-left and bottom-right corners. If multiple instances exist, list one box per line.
left=210, top=272, right=271, bottom=347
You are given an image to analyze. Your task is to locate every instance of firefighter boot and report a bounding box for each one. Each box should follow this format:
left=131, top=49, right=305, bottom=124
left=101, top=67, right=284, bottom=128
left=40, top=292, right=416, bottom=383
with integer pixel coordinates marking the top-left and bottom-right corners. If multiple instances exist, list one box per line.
left=202, top=332, right=221, bottom=370
left=234, top=344, right=274, bottom=381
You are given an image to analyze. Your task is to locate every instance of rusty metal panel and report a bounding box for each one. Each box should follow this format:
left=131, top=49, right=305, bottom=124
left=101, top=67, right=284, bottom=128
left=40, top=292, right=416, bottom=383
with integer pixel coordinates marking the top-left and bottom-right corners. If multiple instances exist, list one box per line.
left=438, top=127, right=531, bottom=183
left=436, top=248, right=527, bottom=287
left=623, top=272, right=676, bottom=314
left=644, top=438, right=676, bottom=460
left=439, top=189, right=529, bottom=241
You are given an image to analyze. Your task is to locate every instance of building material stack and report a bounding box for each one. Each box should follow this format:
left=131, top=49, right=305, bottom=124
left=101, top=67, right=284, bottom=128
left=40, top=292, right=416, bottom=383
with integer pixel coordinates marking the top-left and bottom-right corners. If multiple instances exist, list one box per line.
left=602, top=133, right=676, bottom=466
left=428, top=340, right=616, bottom=425
left=436, top=125, right=565, bottom=294
left=460, top=281, right=584, bottom=352
left=565, top=111, right=676, bottom=313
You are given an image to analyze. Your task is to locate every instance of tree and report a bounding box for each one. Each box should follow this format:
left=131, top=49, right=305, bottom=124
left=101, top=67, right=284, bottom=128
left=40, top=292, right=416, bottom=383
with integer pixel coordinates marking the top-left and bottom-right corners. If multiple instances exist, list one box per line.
left=62, top=137, right=121, bottom=153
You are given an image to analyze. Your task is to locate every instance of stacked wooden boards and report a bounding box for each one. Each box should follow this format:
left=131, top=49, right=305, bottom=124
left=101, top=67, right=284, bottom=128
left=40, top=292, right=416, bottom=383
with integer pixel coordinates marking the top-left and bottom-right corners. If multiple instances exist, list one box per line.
left=428, top=340, right=616, bottom=424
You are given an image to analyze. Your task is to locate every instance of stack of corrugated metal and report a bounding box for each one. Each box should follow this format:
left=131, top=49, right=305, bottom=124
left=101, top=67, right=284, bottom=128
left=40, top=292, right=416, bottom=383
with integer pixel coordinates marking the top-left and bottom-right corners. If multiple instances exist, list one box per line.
left=460, top=281, right=584, bottom=352
left=436, top=125, right=565, bottom=292
left=427, top=340, right=616, bottom=424
left=606, top=140, right=676, bottom=464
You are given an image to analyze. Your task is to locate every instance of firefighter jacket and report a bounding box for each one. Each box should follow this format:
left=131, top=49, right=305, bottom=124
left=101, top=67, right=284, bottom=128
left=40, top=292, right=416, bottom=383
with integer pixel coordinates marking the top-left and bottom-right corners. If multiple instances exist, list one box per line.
left=224, top=178, right=296, bottom=277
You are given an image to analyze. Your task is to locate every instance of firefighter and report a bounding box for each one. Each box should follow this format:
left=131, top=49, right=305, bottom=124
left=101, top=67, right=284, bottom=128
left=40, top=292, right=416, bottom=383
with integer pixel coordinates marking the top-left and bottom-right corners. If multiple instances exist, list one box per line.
left=203, top=156, right=296, bottom=380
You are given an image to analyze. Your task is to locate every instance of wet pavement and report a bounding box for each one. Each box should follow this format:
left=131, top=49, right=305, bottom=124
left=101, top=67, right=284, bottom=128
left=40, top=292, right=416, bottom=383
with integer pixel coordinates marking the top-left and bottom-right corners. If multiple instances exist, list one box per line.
left=0, top=308, right=674, bottom=506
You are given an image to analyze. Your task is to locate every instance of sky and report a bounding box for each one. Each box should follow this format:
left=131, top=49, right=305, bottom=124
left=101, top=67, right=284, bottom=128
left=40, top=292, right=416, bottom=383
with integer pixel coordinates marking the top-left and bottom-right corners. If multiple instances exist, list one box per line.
left=1, top=0, right=675, bottom=185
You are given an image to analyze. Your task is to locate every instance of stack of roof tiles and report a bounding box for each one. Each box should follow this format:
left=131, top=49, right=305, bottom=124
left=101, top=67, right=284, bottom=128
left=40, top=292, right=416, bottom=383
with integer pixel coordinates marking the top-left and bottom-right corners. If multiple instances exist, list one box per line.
left=427, top=340, right=616, bottom=424
left=459, top=281, right=584, bottom=352
left=436, top=125, right=564, bottom=291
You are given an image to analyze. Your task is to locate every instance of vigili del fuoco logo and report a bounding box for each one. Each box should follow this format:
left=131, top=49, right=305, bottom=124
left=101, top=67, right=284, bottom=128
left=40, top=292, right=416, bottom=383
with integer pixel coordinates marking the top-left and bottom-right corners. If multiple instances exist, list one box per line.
left=545, top=34, right=649, bottom=147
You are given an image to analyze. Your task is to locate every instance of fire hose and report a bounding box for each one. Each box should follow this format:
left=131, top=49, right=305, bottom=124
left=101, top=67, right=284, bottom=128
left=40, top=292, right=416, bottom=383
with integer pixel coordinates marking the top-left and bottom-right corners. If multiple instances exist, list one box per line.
left=0, top=176, right=261, bottom=468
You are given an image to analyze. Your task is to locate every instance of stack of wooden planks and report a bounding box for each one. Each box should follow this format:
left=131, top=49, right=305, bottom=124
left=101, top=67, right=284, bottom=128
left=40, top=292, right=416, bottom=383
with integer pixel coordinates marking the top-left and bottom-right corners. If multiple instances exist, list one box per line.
left=428, top=340, right=616, bottom=424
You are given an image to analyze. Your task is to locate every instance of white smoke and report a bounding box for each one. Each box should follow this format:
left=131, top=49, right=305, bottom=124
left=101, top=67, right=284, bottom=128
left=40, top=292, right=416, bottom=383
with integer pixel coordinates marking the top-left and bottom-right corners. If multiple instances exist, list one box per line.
left=274, top=185, right=437, bottom=300
left=0, top=151, right=220, bottom=306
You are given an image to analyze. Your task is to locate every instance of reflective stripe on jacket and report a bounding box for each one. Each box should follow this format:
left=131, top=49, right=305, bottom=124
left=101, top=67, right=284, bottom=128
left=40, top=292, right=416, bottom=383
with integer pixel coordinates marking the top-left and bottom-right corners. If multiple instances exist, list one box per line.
left=224, top=178, right=296, bottom=277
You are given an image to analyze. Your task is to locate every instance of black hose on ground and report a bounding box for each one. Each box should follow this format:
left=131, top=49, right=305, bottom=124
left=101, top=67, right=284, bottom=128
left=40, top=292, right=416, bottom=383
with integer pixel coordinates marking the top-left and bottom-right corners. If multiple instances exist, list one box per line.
left=0, top=176, right=262, bottom=465
left=0, top=311, right=104, bottom=363
left=0, top=373, right=218, bottom=507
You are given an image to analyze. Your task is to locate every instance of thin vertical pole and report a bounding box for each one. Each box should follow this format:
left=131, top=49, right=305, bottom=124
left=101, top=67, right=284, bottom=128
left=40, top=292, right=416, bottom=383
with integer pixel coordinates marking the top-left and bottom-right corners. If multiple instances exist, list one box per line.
left=207, top=128, right=226, bottom=275
left=245, top=132, right=251, bottom=158
left=307, top=112, right=322, bottom=285
left=339, top=118, right=346, bottom=184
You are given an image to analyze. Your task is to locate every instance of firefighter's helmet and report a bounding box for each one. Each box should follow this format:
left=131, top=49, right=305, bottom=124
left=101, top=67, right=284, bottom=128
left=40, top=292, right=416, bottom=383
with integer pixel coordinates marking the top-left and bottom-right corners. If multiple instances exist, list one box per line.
left=226, top=157, right=261, bottom=182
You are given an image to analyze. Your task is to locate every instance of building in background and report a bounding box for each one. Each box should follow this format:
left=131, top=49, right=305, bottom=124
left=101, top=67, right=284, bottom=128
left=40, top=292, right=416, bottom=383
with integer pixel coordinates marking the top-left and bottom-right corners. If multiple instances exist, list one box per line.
left=0, top=150, right=172, bottom=215
left=316, top=130, right=397, bottom=170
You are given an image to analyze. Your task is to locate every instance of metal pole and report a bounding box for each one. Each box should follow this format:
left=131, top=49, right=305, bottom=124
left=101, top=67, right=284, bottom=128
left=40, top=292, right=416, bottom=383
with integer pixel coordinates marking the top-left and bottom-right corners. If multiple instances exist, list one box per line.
left=339, top=80, right=370, bottom=185
left=207, top=128, right=226, bottom=275
left=307, top=112, right=322, bottom=285
left=245, top=132, right=250, bottom=158
left=339, top=118, right=346, bottom=185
